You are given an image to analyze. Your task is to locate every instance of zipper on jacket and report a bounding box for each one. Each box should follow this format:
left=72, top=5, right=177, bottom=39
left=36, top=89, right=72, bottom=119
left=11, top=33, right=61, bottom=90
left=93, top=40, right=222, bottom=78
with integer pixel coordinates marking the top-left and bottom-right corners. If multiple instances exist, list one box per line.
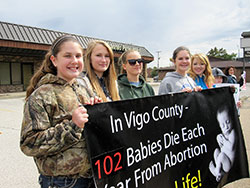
left=71, top=84, right=83, bottom=107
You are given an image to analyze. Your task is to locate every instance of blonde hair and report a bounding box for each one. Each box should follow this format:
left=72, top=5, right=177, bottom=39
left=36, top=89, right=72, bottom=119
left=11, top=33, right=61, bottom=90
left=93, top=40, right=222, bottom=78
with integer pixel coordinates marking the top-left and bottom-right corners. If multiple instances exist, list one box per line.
left=26, top=35, right=81, bottom=99
left=188, top=53, right=214, bottom=88
left=84, top=40, right=120, bottom=102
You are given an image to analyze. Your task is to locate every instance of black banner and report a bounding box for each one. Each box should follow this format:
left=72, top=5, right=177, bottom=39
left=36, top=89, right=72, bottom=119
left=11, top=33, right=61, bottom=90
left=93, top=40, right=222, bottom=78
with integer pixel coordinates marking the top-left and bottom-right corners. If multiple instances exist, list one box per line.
left=84, top=87, right=249, bottom=188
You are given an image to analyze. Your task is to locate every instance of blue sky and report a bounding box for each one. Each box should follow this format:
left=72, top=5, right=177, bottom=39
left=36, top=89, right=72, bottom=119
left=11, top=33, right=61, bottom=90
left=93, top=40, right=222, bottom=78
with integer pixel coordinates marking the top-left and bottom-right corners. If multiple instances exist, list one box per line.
left=1, top=0, right=250, bottom=67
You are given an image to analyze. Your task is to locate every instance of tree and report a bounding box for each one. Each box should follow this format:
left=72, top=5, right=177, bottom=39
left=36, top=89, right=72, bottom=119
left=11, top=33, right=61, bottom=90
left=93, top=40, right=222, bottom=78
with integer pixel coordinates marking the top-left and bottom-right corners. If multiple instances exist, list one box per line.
left=151, top=67, right=158, bottom=77
left=207, top=47, right=237, bottom=60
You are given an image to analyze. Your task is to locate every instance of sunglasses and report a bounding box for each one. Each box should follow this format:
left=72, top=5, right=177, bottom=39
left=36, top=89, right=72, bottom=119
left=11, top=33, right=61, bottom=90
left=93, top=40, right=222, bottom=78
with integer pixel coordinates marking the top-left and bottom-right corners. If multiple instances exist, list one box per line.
left=127, top=59, right=144, bottom=66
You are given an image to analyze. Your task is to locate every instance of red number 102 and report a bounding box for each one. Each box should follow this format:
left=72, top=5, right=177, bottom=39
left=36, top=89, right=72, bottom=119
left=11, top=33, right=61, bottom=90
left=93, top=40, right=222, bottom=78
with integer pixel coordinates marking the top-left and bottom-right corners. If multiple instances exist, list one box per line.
left=95, top=152, right=123, bottom=179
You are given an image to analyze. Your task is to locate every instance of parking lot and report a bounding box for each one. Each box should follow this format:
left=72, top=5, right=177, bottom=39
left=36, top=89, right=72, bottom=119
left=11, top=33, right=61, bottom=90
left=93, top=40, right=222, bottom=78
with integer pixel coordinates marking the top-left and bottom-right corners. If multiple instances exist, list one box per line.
left=0, top=98, right=38, bottom=188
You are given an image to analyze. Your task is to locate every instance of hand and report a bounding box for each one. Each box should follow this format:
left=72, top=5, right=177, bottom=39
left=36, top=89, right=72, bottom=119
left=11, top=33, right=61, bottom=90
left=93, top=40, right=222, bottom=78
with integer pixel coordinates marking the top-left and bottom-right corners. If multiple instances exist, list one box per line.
left=217, top=134, right=224, bottom=147
left=194, top=86, right=202, bottom=92
left=85, top=96, right=103, bottom=105
left=230, top=85, right=235, bottom=93
left=72, top=106, right=89, bottom=128
left=182, top=87, right=193, bottom=93
left=237, top=101, right=242, bottom=108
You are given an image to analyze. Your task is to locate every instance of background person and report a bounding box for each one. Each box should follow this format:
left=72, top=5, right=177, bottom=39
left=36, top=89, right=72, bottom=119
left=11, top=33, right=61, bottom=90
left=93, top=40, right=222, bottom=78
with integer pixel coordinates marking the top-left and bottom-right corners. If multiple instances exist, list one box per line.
left=20, top=35, right=96, bottom=188
left=188, top=53, right=214, bottom=89
left=213, top=67, right=242, bottom=110
left=158, top=46, right=200, bottom=94
left=78, top=40, right=120, bottom=102
left=117, top=50, right=155, bottom=99
left=238, top=71, right=245, bottom=87
left=224, top=66, right=237, bottom=84
left=212, top=67, right=228, bottom=84
left=225, top=66, right=245, bottom=88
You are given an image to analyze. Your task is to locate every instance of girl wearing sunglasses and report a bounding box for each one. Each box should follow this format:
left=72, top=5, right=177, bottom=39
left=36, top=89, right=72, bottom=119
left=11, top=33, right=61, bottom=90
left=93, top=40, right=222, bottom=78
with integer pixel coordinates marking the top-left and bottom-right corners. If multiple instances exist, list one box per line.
left=117, top=50, right=155, bottom=99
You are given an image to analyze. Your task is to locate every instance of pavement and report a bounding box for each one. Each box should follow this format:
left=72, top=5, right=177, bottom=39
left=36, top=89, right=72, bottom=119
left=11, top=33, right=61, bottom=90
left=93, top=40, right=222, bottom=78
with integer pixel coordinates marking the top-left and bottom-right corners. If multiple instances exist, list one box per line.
left=0, top=91, right=26, bottom=99
left=0, top=84, right=250, bottom=187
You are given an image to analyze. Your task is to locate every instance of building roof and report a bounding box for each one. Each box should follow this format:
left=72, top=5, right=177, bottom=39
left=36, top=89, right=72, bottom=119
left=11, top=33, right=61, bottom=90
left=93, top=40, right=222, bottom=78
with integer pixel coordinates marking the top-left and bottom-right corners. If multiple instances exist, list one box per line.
left=241, top=31, right=250, bottom=38
left=0, top=21, right=153, bottom=59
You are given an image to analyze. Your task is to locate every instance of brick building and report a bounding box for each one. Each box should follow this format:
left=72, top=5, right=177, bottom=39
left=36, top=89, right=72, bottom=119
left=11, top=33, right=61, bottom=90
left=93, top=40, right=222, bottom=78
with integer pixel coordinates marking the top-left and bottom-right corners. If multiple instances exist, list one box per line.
left=0, top=21, right=154, bottom=93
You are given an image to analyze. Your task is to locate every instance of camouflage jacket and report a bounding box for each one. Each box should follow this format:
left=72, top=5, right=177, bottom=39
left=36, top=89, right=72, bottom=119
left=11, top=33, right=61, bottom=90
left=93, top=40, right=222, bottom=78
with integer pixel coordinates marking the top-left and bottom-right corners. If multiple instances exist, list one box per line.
left=20, top=73, right=95, bottom=178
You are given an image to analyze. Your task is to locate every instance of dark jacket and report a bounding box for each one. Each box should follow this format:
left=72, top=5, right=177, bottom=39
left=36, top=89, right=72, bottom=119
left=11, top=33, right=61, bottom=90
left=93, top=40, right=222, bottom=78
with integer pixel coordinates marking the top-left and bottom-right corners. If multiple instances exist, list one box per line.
left=117, top=74, right=155, bottom=100
left=227, top=75, right=237, bottom=84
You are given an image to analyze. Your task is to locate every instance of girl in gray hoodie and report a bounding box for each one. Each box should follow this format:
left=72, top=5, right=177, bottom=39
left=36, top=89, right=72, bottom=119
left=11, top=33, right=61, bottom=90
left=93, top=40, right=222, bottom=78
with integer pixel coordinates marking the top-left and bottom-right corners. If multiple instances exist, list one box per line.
left=158, top=46, right=199, bottom=95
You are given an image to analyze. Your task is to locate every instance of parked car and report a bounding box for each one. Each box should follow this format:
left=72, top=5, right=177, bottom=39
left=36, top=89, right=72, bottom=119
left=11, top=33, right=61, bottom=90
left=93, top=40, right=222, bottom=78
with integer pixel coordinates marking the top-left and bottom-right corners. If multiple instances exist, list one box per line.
left=153, top=75, right=159, bottom=82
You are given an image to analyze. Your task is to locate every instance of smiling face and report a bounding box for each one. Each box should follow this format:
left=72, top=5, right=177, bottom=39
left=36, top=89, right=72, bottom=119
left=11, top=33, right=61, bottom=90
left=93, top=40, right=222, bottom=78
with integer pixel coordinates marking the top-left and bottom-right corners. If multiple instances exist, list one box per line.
left=174, top=50, right=191, bottom=76
left=50, top=41, right=83, bottom=82
left=192, top=57, right=206, bottom=77
left=217, top=110, right=232, bottom=136
left=123, top=51, right=143, bottom=77
left=90, top=43, right=111, bottom=78
left=229, top=67, right=235, bottom=75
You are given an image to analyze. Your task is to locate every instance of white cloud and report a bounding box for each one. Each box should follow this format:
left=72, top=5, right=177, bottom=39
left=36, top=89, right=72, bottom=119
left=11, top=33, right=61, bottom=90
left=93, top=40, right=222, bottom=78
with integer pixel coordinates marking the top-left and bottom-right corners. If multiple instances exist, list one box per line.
left=0, top=0, right=249, bottom=68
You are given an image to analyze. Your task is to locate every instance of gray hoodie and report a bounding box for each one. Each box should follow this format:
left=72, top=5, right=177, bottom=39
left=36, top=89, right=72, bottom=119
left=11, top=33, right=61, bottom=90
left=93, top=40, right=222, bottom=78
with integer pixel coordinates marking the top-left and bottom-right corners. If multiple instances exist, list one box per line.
left=158, top=72, right=196, bottom=94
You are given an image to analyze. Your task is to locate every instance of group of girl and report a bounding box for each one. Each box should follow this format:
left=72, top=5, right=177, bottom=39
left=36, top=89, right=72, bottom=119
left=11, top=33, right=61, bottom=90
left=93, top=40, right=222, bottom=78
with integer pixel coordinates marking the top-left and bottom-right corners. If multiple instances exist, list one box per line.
left=20, top=35, right=155, bottom=188
left=158, top=46, right=242, bottom=116
left=159, top=46, right=243, bottom=95
left=20, top=35, right=241, bottom=188
left=158, top=46, right=212, bottom=94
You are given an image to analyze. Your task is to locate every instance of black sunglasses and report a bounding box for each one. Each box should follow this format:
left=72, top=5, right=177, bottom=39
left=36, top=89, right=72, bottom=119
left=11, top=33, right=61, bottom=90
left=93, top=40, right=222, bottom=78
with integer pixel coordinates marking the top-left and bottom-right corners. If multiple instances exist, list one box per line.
left=127, top=59, right=144, bottom=66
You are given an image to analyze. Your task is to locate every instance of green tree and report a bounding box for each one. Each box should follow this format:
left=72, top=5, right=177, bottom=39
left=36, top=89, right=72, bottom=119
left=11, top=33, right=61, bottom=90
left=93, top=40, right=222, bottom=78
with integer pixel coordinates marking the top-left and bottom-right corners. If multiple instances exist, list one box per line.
left=151, top=67, right=158, bottom=77
left=207, top=47, right=237, bottom=60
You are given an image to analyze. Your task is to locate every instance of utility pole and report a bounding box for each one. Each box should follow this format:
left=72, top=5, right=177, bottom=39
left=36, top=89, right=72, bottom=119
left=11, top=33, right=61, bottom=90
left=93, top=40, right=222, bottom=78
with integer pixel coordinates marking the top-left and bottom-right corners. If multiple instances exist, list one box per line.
left=243, top=47, right=246, bottom=71
left=156, top=51, right=161, bottom=81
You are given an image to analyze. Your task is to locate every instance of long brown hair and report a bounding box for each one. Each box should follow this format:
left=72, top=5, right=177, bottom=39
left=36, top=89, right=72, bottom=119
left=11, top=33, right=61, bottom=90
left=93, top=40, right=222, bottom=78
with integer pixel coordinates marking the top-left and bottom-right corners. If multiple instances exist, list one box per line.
left=84, top=40, right=120, bottom=102
left=224, top=66, right=235, bottom=76
left=25, top=35, right=81, bottom=99
left=188, top=53, right=214, bottom=88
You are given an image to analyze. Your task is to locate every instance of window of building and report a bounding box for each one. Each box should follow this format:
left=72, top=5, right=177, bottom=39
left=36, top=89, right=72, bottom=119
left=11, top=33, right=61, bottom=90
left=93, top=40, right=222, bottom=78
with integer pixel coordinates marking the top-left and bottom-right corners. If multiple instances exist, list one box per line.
left=11, top=63, right=21, bottom=84
left=0, top=63, right=10, bottom=85
left=0, top=62, right=22, bottom=85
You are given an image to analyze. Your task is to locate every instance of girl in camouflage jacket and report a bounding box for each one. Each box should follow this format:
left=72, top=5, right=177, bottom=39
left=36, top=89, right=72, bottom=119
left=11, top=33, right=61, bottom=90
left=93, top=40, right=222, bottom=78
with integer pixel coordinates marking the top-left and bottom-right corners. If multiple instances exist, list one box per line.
left=20, top=35, right=97, bottom=188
